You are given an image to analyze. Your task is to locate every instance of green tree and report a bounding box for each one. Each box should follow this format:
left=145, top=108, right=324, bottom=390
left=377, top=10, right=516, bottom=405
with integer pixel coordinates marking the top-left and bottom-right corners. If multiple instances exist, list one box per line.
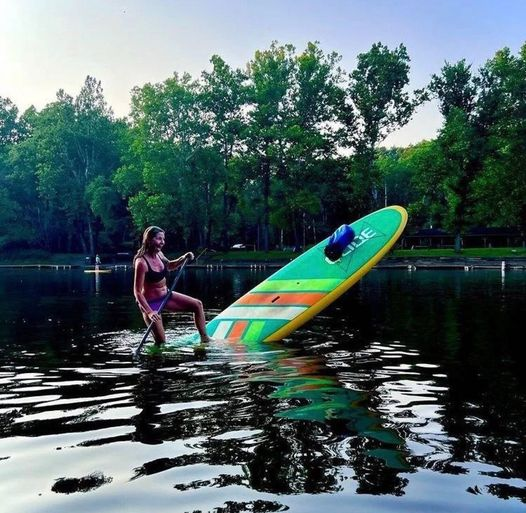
left=28, top=77, right=123, bottom=253
left=0, top=98, right=20, bottom=246
left=278, top=42, right=344, bottom=248
left=125, top=73, right=200, bottom=241
left=4, top=129, right=43, bottom=247
left=0, top=99, right=39, bottom=248
left=429, top=61, right=482, bottom=251
left=86, top=173, right=131, bottom=248
left=0, top=97, right=23, bottom=146
left=245, top=42, right=296, bottom=251
left=122, top=72, right=222, bottom=247
left=200, top=55, right=248, bottom=248
left=375, top=147, right=416, bottom=209
left=429, top=59, right=477, bottom=117
left=473, top=45, right=526, bottom=233
left=345, top=43, right=421, bottom=214
left=401, top=140, right=446, bottom=229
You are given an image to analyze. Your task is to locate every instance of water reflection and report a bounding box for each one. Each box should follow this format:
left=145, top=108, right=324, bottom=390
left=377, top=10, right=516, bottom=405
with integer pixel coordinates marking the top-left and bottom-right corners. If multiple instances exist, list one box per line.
left=0, top=268, right=525, bottom=513
left=168, top=337, right=411, bottom=494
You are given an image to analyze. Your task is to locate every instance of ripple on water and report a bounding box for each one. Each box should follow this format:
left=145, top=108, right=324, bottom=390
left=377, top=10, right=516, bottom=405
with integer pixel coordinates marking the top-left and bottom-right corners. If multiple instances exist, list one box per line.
left=1, top=273, right=526, bottom=513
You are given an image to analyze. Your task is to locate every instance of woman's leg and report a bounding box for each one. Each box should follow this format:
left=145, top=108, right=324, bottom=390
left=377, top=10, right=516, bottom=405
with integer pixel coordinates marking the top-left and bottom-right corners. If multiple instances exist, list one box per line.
left=165, top=292, right=210, bottom=342
left=140, top=310, right=166, bottom=346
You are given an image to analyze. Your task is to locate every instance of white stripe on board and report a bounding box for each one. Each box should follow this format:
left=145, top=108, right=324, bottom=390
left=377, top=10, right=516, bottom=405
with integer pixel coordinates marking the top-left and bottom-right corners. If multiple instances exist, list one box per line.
left=212, top=320, right=233, bottom=338
left=215, top=305, right=307, bottom=321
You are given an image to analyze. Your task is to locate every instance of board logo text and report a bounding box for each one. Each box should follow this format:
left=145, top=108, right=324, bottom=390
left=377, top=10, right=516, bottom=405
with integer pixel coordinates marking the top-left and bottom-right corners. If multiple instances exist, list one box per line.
left=342, top=227, right=377, bottom=257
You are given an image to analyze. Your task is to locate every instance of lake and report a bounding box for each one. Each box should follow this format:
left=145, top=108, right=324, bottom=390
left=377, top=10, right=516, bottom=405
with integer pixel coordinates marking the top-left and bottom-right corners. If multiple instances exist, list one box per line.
left=0, top=267, right=525, bottom=513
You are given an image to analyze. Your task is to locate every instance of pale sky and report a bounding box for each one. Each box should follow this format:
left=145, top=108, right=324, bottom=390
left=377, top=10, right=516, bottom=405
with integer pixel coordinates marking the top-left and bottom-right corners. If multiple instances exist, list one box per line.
left=1, top=0, right=525, bottom=147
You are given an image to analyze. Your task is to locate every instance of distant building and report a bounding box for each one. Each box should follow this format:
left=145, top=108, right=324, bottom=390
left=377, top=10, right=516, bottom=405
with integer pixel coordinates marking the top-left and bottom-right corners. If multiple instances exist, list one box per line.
left=463, top=227, right=524, bottom=248
left=401, top=227, right=524, bottom=249
left=401, top=228, right=454, bottom=249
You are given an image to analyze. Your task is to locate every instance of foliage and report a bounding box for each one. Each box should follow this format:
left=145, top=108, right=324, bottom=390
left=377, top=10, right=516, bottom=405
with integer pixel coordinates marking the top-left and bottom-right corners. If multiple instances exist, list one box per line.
left=423, top=60, right=483, bottom=250
left=0, top=97, right=32, bottom=248
left=344, top=43, right=423, bottom=214
left=472, top=44, right=526, bottom=227
left=200, top=55, right=248, bottom=248
left=1, top=77, right=123, bottom=253
left=1, top=41, right=526, bottom=255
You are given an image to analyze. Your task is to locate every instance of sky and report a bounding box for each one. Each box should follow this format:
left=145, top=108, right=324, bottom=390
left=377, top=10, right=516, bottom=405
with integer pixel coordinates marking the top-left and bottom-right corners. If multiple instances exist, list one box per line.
left=1, top=0, right=525, bottom=147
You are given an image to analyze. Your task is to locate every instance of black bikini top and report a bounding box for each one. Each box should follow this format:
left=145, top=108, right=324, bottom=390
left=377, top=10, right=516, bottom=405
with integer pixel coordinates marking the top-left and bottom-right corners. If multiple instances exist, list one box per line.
left=143, top=255, right=168, bottom=283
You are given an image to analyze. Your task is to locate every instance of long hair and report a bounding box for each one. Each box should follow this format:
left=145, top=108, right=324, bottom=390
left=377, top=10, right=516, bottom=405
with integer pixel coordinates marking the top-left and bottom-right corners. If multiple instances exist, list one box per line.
left=134, top=226, right=165, bottom=263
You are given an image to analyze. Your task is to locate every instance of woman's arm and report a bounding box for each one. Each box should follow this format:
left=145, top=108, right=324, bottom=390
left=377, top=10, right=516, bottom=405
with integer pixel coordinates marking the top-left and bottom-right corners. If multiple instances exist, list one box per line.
left=165, top=252, right=193, bottom=271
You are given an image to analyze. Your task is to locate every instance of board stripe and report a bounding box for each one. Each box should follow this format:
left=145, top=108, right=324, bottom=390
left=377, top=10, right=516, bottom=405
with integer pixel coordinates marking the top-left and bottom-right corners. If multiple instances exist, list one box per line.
left=229, top=320, right=249, bottom=338
left=212, top=320, right=233, bottom=338
left=235, top=292, right=326, bottom=306
left=216, top=305, right=307, bottom=320
left=253, top=278, right=343, bottom=293
left=244, top=320, right=266, bottom=341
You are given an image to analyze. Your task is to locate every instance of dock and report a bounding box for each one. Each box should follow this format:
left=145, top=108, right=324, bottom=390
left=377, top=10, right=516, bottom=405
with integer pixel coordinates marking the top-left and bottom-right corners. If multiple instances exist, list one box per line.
left=0, top=258, right=525, bottom=271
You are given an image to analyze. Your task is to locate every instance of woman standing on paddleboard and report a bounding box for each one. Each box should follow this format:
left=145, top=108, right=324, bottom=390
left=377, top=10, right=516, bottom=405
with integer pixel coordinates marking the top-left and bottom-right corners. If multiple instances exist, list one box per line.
left=133, top=226, right=210, bottom=345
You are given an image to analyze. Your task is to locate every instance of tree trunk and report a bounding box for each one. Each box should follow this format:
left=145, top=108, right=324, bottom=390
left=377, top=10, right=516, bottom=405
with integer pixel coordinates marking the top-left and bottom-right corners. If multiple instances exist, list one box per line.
left=206, top=183, right=212, bottom=249
left=454, top=232, right=462, bottom=253
left=78, top=223, right=88, bottom=254
left=87, top=217, right=95, bottom=255
left=221, top=181, right=228, bottom=250
left=292, top=214, right=300, bottom=251
left=262, top=157, right=270, bottom=252
left=302, top=211, right=306, bottom=250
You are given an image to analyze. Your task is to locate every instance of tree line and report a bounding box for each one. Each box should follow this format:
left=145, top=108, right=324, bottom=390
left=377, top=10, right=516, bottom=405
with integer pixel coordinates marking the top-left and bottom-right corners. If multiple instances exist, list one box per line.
left=0, top=41, right=525, bottom=255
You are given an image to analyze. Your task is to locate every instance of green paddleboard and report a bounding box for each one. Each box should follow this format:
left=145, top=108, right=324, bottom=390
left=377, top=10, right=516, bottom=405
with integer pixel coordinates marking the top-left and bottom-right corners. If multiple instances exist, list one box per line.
left=202, top=206, right=407, bottom=343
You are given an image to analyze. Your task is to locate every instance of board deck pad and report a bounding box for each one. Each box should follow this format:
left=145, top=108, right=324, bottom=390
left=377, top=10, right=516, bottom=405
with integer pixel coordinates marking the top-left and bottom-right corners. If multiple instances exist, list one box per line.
left=188, top=206, right=407, bottom=344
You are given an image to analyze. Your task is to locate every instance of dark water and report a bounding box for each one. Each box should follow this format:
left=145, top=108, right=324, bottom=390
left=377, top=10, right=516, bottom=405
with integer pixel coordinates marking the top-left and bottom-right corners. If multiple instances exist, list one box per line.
left=0, top=267, right=525, bottom=513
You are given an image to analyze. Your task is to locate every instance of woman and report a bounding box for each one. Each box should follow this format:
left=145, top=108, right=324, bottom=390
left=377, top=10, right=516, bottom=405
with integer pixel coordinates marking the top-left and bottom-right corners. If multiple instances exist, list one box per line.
left=133, top=226, right=210, bottom=345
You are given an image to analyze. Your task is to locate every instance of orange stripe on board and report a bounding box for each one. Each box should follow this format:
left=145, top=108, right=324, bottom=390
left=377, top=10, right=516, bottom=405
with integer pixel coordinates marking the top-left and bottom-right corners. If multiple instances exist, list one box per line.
left=235, top=292, right=326, bottom=306
left=229, top=320, right=249, bottom=339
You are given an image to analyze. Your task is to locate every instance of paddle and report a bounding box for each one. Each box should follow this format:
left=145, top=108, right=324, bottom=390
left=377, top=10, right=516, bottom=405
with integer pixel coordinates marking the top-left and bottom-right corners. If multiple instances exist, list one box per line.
left=133, top=255, right=191, bottom=357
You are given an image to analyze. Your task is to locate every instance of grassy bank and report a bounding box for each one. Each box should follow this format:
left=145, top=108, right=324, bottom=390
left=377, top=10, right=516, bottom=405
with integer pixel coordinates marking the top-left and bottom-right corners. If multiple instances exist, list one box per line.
left=205, top=247, right=526, bottom=261
left=203, top=247, right=526, bottom=262
left=1, top=247, right=525, bottom=266
left=203, top=250, right=296, bottom=262
left=391, top=247, right=526, bottom=258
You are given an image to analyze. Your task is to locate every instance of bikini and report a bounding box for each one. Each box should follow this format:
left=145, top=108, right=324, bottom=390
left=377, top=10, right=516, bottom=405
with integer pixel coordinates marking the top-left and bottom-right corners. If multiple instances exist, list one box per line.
left=143, top=255, right=168, bottom=283
left=142, top=255, right=169, bottom=312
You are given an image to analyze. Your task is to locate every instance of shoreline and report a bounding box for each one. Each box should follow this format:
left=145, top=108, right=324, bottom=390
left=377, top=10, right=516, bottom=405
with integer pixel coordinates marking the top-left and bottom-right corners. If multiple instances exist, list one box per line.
left=1, top=256, right=525, bottom=271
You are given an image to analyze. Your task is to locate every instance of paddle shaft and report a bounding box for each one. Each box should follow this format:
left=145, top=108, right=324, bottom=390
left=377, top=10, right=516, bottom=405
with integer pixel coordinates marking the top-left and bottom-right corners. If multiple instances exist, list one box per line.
left=134, top=256, right=190, bottom=356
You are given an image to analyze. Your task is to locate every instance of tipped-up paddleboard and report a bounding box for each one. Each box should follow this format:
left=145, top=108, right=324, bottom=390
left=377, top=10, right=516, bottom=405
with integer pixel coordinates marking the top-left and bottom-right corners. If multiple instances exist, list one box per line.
left=199, top=206, right=407, bottom=344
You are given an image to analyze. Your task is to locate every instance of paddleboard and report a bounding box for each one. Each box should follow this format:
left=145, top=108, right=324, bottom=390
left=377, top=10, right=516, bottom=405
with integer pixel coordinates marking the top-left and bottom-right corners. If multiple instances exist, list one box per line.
left=197, top=206, right=406, bottom=343
left=84, top=269, right=112, bottom=274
